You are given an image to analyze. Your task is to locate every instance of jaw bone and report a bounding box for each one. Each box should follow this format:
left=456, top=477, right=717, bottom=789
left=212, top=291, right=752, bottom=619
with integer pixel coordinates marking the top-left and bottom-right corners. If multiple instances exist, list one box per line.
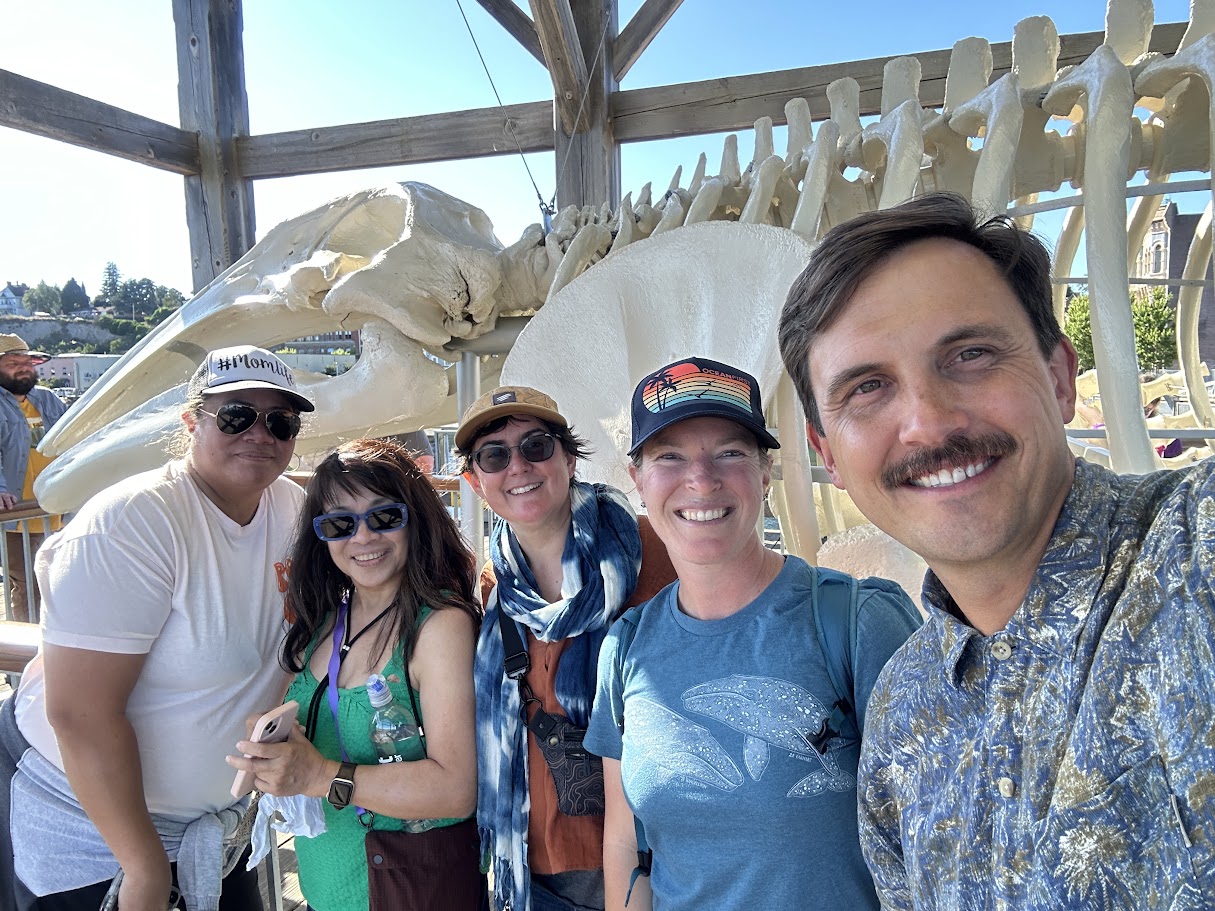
left=34, top=321, right=459, bottom=514
left=36, top=182, right=534, bottom=510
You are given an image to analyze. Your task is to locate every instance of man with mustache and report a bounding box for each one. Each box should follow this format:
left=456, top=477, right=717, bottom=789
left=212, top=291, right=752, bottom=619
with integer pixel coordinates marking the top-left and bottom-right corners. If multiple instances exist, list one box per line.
left=0, top=335, right=66, bottom=622
left=777, top=192, right=1214, bottom=909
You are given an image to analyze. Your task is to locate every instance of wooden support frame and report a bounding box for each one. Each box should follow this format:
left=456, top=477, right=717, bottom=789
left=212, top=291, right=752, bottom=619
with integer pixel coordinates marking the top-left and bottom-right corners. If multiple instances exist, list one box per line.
left=174, top=0, right=256, bottom=291
left=0, top=69, right=199, bottom=175
left=530, top=0, right=591, bottom=134
left=237, top=101, right=555, bottom=178
left=554, top=0, right=619, bottom=209
left=0, top=18, right=1189, bottom=214
left=473, top=0, right=545, bottom=66
left=614, top=0, right=684, bottom=82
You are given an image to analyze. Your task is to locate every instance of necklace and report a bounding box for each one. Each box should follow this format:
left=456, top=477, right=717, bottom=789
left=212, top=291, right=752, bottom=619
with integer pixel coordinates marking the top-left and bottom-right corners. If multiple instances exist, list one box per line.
left=341, top=598, right=395, bottom=658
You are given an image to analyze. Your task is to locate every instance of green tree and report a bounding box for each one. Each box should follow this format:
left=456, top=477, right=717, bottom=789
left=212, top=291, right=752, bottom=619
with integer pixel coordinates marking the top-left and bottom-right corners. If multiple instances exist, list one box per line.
left=147, top=305, right=177, bottom=326
left=156, top=285, right=185, bottom=310
left=61, top=278, right=89, bottom=311
left=23, top=281, right=62, bottom=315
left=1062, top=287, right=1177, bottom=374
left=118, top=278, right=159, bottom=320
left=1131, top=287, right=1177, bottom=372
left=95, top=262, right=121, bottom=308
left=1063, top=292, right=1095, bottom=372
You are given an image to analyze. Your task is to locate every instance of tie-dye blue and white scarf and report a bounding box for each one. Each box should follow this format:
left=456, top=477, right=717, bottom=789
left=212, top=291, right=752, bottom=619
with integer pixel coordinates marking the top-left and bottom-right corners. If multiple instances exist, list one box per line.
left=476, top=480, right=641, bottom=911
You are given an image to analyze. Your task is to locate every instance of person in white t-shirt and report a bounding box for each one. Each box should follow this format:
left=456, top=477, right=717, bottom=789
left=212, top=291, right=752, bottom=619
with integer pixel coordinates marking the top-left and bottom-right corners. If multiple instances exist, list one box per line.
left=0, top=345, right=313, bottom=911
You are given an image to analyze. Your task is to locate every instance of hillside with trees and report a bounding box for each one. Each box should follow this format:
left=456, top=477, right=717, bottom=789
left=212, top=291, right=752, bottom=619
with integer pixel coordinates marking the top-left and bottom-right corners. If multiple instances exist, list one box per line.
left=10, top=262, right=184, bottom=355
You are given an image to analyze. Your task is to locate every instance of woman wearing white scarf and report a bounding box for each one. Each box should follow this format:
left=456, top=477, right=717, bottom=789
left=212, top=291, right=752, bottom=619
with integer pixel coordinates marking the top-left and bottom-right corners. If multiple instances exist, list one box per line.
left=458, top=387, right=674, bottom=911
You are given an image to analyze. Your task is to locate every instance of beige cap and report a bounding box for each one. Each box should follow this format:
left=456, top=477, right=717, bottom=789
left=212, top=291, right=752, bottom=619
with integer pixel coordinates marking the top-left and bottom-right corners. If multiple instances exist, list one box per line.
left=455, top=386, right=568, bottom=451
left=0, top=334, right=49, bottom=365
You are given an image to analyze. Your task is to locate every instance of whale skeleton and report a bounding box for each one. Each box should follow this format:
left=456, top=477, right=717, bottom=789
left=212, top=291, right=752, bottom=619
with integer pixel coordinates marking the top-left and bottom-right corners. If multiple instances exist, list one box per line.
left=34, top=0, right=1215, bottom=576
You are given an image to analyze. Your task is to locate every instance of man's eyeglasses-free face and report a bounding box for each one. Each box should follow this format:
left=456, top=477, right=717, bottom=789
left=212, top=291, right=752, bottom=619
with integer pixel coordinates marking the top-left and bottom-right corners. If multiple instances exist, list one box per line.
left=313, top=503, right=410, bottom=541
left=200, top=403, right=302, bottom=442
left=470, top=432, right=558, bottom=473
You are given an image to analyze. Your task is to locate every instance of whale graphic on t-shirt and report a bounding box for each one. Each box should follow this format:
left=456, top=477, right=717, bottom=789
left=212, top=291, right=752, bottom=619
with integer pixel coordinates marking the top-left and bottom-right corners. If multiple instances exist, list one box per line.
left=626, top=697, right=743, bottom=793
left=683, top=674, right=856, bottom=797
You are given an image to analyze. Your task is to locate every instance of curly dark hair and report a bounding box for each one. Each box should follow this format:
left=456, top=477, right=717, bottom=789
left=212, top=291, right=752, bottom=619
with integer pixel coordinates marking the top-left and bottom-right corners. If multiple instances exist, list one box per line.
left=281, top=438, right=479, bottom=673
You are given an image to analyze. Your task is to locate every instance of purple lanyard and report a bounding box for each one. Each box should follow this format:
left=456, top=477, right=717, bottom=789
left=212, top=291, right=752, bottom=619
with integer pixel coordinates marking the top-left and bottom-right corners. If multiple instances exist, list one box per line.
left=326, top=593, right=370, bottom=822
left=326, top=593, right=354, bottom=763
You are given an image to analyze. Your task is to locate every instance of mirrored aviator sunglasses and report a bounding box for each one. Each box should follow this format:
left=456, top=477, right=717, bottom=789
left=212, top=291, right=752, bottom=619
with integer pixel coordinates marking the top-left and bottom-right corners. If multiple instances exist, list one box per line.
left=205, top=403, right=301, bottom=442
left=313, top=503, right=410, bottom=541
left=472, top=433, right=557, bottom=473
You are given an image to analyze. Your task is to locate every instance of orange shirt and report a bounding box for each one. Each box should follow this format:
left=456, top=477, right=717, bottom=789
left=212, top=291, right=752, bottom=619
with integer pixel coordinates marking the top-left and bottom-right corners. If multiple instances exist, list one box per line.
left=18, top=397, right=61, bottom=533
left=480, top=516, right=676, bottom=874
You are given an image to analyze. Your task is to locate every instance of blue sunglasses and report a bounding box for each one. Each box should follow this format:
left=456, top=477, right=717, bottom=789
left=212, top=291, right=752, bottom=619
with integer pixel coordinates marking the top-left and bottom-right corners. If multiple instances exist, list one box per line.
left=313, top=503, right=409, bottom=541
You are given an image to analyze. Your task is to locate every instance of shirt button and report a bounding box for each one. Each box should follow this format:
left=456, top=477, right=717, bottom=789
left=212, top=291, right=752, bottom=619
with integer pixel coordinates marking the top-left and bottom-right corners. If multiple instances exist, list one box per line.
left=372, top=853, right=384, bottom=864
left=997, top=776, right=1017, bottom=798
left=991, top=640, right=1013, bottom=661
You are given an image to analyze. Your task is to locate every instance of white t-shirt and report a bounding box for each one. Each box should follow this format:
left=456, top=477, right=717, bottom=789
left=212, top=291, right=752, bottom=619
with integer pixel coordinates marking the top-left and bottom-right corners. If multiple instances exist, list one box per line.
left=15, top=461, right=304, bottom=820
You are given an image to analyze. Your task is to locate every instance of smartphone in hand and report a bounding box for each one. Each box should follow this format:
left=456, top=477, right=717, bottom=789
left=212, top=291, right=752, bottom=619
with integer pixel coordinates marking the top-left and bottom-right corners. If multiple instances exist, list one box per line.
left=230, top=701, right=299, bottom=798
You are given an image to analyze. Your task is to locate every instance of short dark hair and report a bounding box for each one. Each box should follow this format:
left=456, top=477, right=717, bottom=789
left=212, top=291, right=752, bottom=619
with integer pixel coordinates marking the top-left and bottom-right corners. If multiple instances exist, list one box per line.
left=455, top=414, right=591, bottom=475
left=281, top=438, right=479, bottom=673
left=778, top=192, right=1062, bottom=433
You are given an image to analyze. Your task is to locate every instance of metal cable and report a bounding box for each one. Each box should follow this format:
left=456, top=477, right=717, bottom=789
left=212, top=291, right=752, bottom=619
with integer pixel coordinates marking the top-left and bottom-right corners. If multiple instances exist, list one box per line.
left=453, top=0, right=550, bottom=216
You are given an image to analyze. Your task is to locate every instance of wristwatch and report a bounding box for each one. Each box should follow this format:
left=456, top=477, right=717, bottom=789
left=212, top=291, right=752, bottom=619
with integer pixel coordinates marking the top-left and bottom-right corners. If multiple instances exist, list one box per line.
left=327, top=761, right=357, bottom=810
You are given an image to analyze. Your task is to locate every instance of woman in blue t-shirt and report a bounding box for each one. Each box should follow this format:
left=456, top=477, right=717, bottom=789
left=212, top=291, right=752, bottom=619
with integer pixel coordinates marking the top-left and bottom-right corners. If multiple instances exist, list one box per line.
left=585, top=358, right=922, bottom=911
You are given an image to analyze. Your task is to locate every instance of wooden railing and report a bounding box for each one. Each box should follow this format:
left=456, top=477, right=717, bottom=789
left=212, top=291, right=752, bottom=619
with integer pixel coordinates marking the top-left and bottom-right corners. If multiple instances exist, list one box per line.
left=0, top=499, right=53, bottom=675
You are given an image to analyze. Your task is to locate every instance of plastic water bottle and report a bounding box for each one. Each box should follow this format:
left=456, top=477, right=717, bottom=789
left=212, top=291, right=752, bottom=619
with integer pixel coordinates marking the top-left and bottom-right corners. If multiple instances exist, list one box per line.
left=367, top=673, right=420, bottom=763
left=366, top=673, right=435, bottom=833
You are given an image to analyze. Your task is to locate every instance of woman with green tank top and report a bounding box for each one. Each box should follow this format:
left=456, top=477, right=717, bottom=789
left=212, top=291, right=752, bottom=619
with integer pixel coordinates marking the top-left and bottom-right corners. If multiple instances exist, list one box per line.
left=231, top=438, right=486, bottom=910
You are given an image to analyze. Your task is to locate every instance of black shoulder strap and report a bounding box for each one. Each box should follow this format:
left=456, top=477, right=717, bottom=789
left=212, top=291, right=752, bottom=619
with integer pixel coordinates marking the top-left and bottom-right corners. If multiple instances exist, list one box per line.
left=496, top=608, right=531, bottom=680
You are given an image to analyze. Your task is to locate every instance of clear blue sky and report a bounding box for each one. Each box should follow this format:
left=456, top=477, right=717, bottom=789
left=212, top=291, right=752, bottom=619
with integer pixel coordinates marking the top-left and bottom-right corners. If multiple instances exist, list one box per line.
left=0, top=0, right=1199, bottom=298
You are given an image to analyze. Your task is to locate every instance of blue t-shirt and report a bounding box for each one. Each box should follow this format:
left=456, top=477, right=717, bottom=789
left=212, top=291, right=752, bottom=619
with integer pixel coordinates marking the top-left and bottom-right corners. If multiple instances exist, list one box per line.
left=585, top=556, right=921, bottom=911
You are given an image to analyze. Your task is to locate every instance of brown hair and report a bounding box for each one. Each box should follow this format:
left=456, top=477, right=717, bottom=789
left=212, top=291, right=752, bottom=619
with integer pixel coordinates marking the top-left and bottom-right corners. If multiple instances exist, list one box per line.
left=778, top=192, right=1062, bottom=433
left=281, top=438, right=479, bottom=672
left=166, top=361, right=211, bottom=457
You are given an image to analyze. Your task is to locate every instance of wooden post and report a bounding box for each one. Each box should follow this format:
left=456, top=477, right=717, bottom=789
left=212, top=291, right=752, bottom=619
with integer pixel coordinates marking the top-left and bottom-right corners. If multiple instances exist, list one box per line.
left=554, top=0, right=620, bottom=211
left=173, top=0, right=255, bottom=292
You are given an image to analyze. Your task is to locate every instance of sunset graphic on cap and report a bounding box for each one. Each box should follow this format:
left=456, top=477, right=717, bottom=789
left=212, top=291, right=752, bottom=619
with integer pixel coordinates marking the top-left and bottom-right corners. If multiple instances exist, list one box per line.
left=642, top=361, right=752, bottom=413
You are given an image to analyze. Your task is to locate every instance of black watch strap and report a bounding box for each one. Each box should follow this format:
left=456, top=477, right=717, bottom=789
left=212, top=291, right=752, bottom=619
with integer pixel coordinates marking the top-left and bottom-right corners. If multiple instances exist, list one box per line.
left=327, top=761, right=357, bottom=810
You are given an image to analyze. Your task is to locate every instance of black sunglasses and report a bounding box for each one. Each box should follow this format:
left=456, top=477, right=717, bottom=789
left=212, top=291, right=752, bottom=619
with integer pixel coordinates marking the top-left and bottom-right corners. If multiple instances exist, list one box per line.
left=313, top=503, right=410, bottom=541
left=471, top=432, right=558, bottom=473
left=201, top=403, right=301, bottom=442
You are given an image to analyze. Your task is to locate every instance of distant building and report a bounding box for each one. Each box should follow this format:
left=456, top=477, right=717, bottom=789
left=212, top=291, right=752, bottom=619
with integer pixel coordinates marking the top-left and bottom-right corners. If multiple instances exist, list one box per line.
left=36, top=353, right=122, bottom=392
left=0, top=283, right=30, bottom=317
left=1131, top=201, right=1215, bottom=366
left=278, top=330, right=360, bottom=356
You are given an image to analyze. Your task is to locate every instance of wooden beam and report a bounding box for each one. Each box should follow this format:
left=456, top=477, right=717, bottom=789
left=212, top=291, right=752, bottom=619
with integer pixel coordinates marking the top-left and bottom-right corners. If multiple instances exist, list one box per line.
left=236, top=101, right=554, bottom=178
left=611, top=22, right=1188, bottom=143
left=473, top=0, right=545, bottom=66
left=555, top=0, right=619, bottom=208
left=529, top=0, right=590, bottom=134
left=613, top=0, right=684, bottom=82
left=174, top=0, right=256, bottom=291
left=0, top=69, right=199, bottom=175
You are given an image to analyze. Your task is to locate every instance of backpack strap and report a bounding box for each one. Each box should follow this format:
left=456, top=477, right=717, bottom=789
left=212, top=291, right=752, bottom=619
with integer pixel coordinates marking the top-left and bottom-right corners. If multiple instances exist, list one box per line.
left=612, top=607, right=652, bottom=902
left=807, top=566, right=861, bottom=752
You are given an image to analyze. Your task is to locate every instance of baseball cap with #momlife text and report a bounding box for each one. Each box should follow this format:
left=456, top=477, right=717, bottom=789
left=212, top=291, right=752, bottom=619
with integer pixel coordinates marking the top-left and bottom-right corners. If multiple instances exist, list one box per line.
left=200, top=345, right=315, bottom=412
